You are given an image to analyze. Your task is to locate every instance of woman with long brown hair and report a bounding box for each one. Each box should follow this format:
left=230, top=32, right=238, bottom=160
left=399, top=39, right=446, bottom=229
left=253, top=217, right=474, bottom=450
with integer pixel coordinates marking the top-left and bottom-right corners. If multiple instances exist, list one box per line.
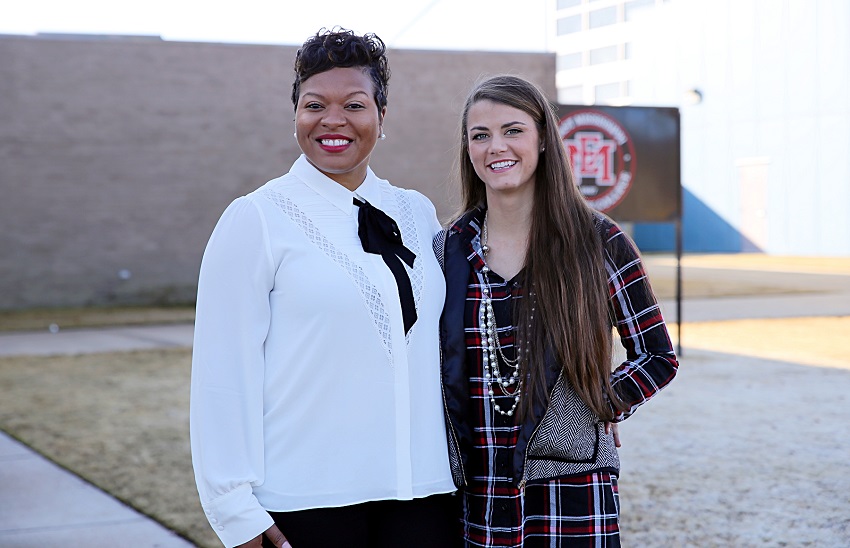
left=437, top=74, right=678, bottom=547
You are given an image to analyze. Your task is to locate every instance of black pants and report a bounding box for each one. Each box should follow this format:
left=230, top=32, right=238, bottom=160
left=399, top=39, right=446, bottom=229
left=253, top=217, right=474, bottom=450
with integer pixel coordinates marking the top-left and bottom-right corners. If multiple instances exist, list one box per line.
left=262, top=493, right=460, bottom=548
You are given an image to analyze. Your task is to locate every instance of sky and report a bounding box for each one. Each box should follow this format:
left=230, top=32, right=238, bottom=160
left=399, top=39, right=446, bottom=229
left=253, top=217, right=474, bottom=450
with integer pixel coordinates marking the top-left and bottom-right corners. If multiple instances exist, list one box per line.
left=0, top=0, right=551, bottom=52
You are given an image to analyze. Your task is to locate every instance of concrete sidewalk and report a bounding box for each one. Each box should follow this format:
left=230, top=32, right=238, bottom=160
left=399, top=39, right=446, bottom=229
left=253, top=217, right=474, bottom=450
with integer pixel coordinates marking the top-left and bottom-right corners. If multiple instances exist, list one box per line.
left=0, top=325, right=196, bottom=547
left=0, top=323, right=195, bottom=358
left=0, top=432, right=194, bottom=547
left=0, top=254, right=847, bottom=546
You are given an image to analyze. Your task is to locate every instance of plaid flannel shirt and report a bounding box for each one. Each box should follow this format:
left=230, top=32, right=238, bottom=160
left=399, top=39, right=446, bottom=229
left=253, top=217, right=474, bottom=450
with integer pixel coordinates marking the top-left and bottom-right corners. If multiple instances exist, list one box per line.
left=440, top=209, right=677, bottom=547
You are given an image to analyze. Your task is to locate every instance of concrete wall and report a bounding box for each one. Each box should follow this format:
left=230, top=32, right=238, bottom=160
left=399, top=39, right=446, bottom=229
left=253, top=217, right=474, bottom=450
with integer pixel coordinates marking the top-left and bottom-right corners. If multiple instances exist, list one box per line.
left=624, top=0, right=850, bottom=255
left=0, top=35, right=554, bottom=310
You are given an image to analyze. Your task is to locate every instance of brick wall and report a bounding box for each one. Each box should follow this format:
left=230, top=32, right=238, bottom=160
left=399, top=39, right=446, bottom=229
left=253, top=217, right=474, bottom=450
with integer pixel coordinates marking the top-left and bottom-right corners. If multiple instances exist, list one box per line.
left=0, top=35, right=554, bottom=309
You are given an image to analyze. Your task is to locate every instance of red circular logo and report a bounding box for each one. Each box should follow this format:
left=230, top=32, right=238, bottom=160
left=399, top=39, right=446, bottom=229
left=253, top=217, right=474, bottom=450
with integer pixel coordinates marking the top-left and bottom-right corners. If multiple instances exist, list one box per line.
left=559, top=110, right=636, bottom=213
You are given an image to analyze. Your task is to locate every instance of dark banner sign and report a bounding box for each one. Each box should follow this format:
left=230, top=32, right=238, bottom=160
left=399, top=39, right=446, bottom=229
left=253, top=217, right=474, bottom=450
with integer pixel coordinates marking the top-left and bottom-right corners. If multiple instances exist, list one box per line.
left=556, top=105, right=680, bottom=222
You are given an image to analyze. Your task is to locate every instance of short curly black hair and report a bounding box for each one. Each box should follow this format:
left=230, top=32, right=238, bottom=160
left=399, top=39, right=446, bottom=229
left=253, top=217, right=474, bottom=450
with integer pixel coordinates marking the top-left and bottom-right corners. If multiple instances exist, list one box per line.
left=291, top=28, right=390, bottom=114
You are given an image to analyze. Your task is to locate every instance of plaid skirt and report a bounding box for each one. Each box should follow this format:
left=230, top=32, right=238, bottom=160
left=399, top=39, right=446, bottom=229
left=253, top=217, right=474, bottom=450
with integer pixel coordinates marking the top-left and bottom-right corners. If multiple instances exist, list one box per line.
left=460, top=471, right=621, bottom=548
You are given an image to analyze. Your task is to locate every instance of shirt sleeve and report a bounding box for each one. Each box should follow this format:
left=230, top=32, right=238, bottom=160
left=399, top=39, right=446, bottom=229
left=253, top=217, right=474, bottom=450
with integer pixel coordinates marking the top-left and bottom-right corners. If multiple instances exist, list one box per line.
left=604, top=223, right=679, bottom=421
left=189, top=196, right=276, bottom=547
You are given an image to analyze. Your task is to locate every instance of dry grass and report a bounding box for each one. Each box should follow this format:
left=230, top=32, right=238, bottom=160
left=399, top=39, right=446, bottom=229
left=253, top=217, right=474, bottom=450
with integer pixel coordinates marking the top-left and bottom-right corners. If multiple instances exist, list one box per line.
left=648, top=274, right=813, bottom=300
left=641, top=253, right=850, bottom=301
left=651, top=253, right=850, bottom=275
left=0, top=348, right=218, bottom=548
left=0, top=306, right=195, bottom=332
left=677, top=316, right=850, bottom=370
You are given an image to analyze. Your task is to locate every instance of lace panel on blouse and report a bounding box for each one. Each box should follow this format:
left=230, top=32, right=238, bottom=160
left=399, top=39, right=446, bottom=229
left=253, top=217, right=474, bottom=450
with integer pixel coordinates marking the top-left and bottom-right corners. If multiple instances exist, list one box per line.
left=261, top=186, right=424, bottom=365
left=385, top=188, right=422, bottom=343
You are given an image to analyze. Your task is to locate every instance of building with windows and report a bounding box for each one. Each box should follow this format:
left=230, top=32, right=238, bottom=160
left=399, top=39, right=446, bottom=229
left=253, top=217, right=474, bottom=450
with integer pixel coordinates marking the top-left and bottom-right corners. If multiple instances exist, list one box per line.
left=551, top=0, right=850, bottom=256
left=554, top=0, right=668, bottom=106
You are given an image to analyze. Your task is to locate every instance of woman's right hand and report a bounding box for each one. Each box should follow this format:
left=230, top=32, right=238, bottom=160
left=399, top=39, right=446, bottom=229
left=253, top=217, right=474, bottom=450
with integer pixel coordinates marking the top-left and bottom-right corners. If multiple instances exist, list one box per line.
left=236, top=524, right=291, bottom=548
left=604, top=422, right=621, bottom=448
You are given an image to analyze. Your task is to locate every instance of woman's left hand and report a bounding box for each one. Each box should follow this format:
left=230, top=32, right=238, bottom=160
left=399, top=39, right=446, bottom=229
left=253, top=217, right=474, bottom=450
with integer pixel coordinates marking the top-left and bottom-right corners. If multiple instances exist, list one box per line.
left=604, top=422, right=621, bottom=448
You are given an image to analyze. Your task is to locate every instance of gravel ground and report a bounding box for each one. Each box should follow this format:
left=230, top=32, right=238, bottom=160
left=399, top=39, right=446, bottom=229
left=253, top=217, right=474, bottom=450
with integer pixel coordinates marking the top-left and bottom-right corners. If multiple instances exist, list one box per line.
left=617, top=347, right=850, bottom=547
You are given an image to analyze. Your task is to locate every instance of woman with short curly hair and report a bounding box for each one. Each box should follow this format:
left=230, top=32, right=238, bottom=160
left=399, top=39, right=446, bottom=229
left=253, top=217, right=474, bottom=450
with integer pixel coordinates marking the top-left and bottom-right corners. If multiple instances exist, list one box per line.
left=191, top=28, right=457, bottom=548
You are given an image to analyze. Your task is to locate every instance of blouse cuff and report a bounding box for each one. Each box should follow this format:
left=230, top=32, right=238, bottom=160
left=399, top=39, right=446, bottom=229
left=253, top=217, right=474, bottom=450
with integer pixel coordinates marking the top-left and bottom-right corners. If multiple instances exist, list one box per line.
left=201, top=483, right=274, bottom=548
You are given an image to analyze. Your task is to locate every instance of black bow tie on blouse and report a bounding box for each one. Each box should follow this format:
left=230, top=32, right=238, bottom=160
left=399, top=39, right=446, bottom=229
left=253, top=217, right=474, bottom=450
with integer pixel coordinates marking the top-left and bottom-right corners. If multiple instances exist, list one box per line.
left=353, top=198, right=417, bottom=334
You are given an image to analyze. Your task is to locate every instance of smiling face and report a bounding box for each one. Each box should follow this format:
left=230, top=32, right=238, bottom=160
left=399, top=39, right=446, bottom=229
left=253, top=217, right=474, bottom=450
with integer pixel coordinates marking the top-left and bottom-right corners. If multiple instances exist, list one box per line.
left=465, top=99, right=541, bottom=200
left=295, top=66, right=386, bottom=191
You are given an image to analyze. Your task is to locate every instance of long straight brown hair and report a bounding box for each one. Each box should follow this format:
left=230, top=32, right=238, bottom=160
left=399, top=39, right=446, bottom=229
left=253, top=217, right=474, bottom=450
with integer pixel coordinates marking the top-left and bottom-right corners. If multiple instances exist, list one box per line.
left=458, top=75, right=625, bottom=422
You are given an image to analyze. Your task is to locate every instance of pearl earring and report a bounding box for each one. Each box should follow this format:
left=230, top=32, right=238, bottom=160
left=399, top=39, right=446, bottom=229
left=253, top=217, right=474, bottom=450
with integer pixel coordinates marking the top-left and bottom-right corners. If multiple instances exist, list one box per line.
left=293, top=132, right=297, bottom=139
left=380, top=133, right=386, bottom=140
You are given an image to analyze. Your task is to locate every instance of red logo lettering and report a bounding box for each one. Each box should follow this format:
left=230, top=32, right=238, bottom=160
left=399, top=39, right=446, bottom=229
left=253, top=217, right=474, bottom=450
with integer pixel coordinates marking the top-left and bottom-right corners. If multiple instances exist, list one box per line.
left=565, top=132, right=617, bottom=186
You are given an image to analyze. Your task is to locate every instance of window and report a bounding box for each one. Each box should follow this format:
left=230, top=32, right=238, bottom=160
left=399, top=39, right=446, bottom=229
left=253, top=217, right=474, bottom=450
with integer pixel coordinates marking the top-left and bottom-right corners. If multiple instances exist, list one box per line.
left=594, top=82, right=621, bottom=102
left=557, top=0, right=581, bottom=9
left=557, top=52, right=583, bottom=71
left=625, top=0, right=656, bottom=21
left=559, top=85, right=584, bottom=104
left=589, top=7, right=617, bottom=28
left=590, top=45, right=618, bottom=65
left=557, top=15, right=582, bottom=35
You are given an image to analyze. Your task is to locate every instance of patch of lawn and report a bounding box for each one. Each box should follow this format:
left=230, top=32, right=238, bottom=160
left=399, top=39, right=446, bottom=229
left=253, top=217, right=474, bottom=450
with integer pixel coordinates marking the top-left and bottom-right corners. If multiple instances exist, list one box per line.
left=0, top=348, right=218, bottom=547
left=0, top=306, right=195, bottom=332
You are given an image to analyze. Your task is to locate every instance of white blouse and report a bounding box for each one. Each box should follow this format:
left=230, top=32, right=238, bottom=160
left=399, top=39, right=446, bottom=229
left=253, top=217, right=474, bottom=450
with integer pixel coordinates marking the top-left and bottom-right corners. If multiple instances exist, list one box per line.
left=190, top=155, right=454, bottom=547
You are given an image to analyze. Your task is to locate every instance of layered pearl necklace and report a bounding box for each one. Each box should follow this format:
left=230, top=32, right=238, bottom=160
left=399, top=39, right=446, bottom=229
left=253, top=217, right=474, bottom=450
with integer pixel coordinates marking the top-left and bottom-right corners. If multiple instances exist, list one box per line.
left=480, top=214, right=533, bottom=417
